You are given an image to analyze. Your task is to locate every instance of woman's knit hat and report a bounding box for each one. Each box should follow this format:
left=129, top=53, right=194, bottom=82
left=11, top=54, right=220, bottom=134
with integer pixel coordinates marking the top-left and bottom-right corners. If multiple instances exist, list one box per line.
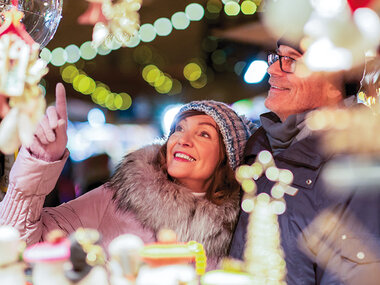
left=169, top=100, right=256, bottom=170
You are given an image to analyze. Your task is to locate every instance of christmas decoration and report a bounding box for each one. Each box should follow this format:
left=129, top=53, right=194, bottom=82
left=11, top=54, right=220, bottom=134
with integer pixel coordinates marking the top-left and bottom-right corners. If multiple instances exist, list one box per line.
left=263, top=0, right=380, bottom=72
left=78, top=0, right=107, bottom=25
left=0, top=7, right=48, bottom=154
left=0, top=226, right=26, bottom=285
left=0, top=0, right=63, bottom=48
left=78, top=0, right=142, bottom=48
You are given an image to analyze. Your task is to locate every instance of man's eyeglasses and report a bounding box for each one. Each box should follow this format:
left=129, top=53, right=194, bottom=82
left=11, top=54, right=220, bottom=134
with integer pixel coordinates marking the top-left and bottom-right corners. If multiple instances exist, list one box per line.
left=267, top=53, right=297, bottom=73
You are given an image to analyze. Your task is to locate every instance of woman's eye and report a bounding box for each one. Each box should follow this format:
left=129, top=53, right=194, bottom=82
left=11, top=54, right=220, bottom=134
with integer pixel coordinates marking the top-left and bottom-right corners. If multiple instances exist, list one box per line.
left=200, top=131, right=210, bottom=138
left=175, top=125, right=183, bottom=132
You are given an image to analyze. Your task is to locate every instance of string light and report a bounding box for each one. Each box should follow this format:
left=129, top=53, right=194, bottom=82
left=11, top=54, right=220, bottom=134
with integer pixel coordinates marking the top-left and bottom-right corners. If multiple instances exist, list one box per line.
left=42, top=3, right=205, bottom=67
left=60, top=64, right=133, bottom=111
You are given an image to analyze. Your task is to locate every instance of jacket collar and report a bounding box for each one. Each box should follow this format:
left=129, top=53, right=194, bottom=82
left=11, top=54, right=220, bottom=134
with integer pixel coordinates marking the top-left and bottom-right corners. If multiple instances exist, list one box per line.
left=245, top=124, right=328, bottom=169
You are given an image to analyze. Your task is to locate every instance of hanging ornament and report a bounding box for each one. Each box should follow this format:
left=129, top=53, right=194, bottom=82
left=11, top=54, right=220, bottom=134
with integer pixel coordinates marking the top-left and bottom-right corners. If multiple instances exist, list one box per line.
left=90, top=0, right=142, bottom=48
left=0, top=6, right=48, bottom=154
left=78, top=0, right=107, bottom=25
left=0, top=0, right=63, bottom=48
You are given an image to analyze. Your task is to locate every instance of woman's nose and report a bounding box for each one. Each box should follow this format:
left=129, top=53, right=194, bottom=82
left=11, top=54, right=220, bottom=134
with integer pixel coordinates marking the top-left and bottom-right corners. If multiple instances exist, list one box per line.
left=178, top=132, right=193, bottom=147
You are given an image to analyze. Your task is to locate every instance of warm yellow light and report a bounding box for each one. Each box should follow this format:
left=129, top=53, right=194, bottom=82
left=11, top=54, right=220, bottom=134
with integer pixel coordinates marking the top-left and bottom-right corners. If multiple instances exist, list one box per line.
left=242, top=199, right=255, bottom=213
left=119, top=92, right=132, bottom=110
left=241, top=0, right=257, bottom=15
left=183, top=63, right=202, bottom=81
left=206, top=0, right=222, bottom=13
left=105, top=93, right=116, bottom=110
left=242, top=179, right=257, bottom=194
left=133, top=46, right=153, bottom=65
left=224, top=2, right=240, bottom=16
left=190, top=73, right=207, bottom=89
left=61, top=65, right=79, bottom=83
left=114, top=94, right=123, bottom=109
left=142, top=65, right=157, bottom=81
left=73, top=74, right=86, bottom=91
left=147, top=68, right=162, bottom=85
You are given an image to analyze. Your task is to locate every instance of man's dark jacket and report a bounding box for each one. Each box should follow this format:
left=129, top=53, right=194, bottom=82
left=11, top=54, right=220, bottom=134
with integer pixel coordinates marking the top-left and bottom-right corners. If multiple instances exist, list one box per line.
left=229, top=116, right=380, bottom=285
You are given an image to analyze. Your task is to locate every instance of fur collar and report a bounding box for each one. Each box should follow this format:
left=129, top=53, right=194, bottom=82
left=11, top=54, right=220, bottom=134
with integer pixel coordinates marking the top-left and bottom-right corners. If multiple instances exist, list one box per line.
left=108, top=144, right=240, bottom=259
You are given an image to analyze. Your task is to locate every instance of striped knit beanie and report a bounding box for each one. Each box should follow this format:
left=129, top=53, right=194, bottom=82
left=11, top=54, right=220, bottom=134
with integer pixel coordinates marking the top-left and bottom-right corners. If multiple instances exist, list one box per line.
left=169, top=100, right=256, bottom=170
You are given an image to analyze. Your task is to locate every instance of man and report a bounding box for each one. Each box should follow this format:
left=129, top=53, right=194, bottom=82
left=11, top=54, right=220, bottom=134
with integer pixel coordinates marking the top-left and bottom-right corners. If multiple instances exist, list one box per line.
left=229, top=41, right=380, bottom=284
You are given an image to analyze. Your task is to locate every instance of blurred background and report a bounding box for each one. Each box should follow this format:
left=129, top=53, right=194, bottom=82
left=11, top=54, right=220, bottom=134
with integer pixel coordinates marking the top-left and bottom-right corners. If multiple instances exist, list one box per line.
left=37, top=0, right=276, bottom=203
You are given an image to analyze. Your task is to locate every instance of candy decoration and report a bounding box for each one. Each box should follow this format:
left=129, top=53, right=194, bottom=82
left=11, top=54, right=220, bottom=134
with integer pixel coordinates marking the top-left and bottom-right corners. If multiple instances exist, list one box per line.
left=347, top=0, right=374, bottom=12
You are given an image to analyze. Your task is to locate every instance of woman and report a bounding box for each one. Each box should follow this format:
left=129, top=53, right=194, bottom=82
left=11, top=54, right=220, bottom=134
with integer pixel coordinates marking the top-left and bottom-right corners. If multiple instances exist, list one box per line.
left=0, top=84, right=255, bottom=267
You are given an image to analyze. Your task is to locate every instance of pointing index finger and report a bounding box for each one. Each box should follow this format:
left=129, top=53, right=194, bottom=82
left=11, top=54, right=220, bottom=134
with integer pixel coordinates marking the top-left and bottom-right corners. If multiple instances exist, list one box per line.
left=55, top=83, right=67, bottom=123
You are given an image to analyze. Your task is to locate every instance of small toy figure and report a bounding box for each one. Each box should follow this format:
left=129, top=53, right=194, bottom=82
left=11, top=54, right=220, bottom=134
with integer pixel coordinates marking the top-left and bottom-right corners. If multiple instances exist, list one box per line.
left=64, top=228, right=108, bottom=285
left=23, top=230, right=71, bottom=285
left=108, top=234, right=144, bottom=285
left=136, top=229, right=206, bottom=285
left=0, top=226, right=25, bottom=285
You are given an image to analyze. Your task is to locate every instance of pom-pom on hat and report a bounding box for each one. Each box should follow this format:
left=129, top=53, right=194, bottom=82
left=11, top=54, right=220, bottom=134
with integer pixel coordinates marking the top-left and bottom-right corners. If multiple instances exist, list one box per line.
left=169, top=100, right=256, bottom=170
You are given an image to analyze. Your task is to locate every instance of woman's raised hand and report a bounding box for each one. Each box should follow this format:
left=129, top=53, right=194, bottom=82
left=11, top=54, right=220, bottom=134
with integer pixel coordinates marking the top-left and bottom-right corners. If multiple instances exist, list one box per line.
left=28, top=83, right=68, bottom=162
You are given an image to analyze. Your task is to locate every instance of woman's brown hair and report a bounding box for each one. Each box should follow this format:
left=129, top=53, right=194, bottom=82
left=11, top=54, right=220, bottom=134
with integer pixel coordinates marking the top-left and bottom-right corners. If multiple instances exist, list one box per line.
left=156, top=110, right=240, bottom=205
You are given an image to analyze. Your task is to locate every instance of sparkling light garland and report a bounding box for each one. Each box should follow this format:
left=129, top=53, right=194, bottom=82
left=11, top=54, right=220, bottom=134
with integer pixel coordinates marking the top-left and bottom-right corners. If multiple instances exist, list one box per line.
left=41, top=2, right=205, bottom=67
left=235, top=150, right=296, bottom=283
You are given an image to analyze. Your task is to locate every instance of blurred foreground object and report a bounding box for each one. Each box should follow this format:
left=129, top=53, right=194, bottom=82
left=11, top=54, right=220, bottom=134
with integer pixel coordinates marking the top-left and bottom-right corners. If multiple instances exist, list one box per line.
left=299, top=208, right=380, bottom=285
left=0, top=7, right=48, bottom=154
left=23, top=230, right=71, bottom=285
left=0, top=0, right=63, bottom=48
left=108, top=234, right=144, bottom=285
left=65, top=228, right=108, bottom=285
left=0, top=226, right=25, bottom=285
left=136, top=229, right=205, bottom=285
left=263, top=0, right=380, bottom=72
left=78, top=0, right=141, bottom=48
left=202, top=151, right=294, bottom=284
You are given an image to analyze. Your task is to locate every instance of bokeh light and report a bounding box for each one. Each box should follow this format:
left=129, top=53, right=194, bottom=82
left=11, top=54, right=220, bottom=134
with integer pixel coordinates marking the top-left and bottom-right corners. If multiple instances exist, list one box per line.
left=224, top=1, right=240, bottom=16
left=139, top=24, right=157, bottom=42
left=40, top=48, right=52, bottom=63
left=88, top=108, right=106, bottom=127
left=162, top=104, right=183, bottom=135
left=241, top=0, right=257, bottom=15
left=244, top=60, right=268, bottom=84
left=185, top=3, right=205, bottom=21
left=51, top=47, right=67, bottom=67
left=171, top=12, right=190, bottom=30
left=154, top=18, right=173, bottom=36
left=80, top=41, right=97, bottom=60
left=183, top=63, right=202, bottom=81
left=65, top=44, right=81, bottom=64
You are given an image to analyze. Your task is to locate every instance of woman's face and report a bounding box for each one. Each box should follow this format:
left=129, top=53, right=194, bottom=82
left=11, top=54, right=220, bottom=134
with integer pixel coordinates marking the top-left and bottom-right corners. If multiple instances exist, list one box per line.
left=166, top=115, right=221, bottom=193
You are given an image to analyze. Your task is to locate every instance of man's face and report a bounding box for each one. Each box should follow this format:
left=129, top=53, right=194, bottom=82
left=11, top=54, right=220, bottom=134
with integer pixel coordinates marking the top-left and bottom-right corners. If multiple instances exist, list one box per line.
left=265, top=45, right=342, bottom=121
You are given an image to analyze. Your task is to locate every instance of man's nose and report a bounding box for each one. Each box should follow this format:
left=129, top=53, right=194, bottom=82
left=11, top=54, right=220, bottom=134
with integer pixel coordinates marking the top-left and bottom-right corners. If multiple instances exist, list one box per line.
left=267, top=60, right=283, bottom=76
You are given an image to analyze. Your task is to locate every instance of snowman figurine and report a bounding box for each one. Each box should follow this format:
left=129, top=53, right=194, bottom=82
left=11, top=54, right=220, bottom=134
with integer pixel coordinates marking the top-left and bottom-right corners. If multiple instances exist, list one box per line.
left=0, top=226, right=25, bottom=285
left=108, top=234, right=145, bottom=285
left=23, top=230, right=71, bottom=285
